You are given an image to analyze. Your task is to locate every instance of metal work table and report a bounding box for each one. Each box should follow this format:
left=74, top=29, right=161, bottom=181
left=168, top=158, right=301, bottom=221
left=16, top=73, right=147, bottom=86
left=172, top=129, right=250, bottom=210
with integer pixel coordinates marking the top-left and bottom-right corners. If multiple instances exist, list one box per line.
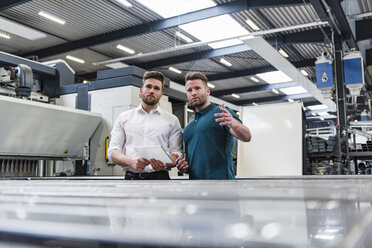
left=0, top=176, right=372, bottom=247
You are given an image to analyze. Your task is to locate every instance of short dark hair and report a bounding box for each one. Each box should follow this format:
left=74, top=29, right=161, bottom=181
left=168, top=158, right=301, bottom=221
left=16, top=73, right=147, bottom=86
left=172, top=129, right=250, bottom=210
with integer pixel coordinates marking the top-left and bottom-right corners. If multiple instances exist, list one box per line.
left=185, top=72, right=208, bottom=87
left=143, top=71, right=164, bottom=89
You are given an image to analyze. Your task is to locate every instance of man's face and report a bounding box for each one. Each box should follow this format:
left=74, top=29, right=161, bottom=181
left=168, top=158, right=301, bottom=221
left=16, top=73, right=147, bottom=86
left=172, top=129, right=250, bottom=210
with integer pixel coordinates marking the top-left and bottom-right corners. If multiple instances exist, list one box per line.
left=140, top=78, right=163, bottom=105
left=185, top=79, right=210, bottom=108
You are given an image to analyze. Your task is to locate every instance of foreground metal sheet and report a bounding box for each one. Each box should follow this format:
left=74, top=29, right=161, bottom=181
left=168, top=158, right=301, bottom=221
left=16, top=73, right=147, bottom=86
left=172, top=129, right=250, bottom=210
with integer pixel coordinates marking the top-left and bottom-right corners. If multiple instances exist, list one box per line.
left=0, top=176, right=371, bottom=247
left=0, top=95, right=101, bottom=158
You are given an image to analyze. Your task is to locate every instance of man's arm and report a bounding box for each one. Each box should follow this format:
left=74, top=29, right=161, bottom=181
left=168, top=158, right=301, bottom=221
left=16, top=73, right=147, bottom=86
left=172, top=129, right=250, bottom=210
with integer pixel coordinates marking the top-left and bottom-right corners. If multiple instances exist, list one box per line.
left=111, top=150, right=150, bottom=171
left=108, top=114, right=151, bottom=171
left=167, top=117, right=184, bottom=166
left=214, top=104, right=251, bottom=142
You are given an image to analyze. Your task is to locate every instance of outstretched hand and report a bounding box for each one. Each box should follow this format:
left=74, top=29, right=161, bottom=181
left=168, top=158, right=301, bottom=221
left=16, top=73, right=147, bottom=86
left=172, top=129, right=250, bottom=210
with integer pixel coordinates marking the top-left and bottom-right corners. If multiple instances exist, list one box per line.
left=214, top=103, right=235, bottom=128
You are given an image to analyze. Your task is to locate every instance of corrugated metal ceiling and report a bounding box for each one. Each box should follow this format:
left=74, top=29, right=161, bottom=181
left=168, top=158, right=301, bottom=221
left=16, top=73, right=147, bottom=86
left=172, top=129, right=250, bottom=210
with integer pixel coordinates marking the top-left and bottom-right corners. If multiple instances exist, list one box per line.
left=0, top=0, right=357, bottom=107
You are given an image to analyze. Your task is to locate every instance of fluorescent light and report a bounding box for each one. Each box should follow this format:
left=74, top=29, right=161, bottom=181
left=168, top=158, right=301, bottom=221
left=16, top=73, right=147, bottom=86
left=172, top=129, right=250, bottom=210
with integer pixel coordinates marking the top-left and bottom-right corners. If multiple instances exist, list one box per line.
left=180, top=14, right=250, bottom=49
left=0, top=33, right=10, bottom=39
left=314, top=234, right=335, bottom=240
left=0, top=16, right=46, bottom=40
left=105, top=62, right=128, bottom=69
left=320, top=117, right=325, bottom=121
left=256, top=71, right=292, bottom=84
left=116, top=0, right=132, bottom=7
left=271, top=88, right=279, bottom=94
left=66, top=55, right=85, bottom=64
left=83, top=80, right=89, bottom=83
left=288, top=98, right=294, bottom=102
left=38, top=11, right=66, bottom=25
left=311, top=113, right=317, bottom=116
left=354, top=120, right=358, bottom=122
left=278, top=49, right=289, bottom=58
left=252, top=102, right=258, bottom=106
left=231, top=93, right=240, bottom=99
left=307, top=104, right=328, bottom=110
left=187, top=108, right=194, bottom=113
left=136, top=0, right=215, bottom=18
left=317, top=112, right=329, bottom=116
left=302, top=107, right=307, bottom=111
left=236, top=112, right=240, bottom=115
left=220, top=58, right=232, bottom=67
left=207, top=82, right=215, bottom=88
left=245, top=19, right=260, bottom=31
left=279, top=86, right=308, bottom=95
left=116, top=44, right=135, bottom=54
left=176, top=31, right=193, bottom=43
left=250, top=76, right=259, bottom=82
left=300, top=69, right=309, bottom=76
left=169, top=66, right=182, bottom=74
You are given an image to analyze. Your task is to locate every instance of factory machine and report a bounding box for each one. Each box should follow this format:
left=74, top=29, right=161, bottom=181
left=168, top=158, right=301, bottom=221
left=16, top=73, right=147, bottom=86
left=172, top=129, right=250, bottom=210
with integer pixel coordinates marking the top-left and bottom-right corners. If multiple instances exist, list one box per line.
left=0, top=51, right=102, bottom=177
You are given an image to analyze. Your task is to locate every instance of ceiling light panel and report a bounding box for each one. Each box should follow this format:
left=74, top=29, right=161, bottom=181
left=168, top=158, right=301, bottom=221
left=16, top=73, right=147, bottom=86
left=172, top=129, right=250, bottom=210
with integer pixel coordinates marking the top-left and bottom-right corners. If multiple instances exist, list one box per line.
left=175, top=31, right=193, bottom=43
left=219, top=58, right=232, bottom=67
left=116, top=0, right=132, bottom=7
left=38, top=11, right=66, bottom=25
left=245, top=19, right=260, bottom=31
left=136, top=0, right=216, bottom=18
left=0, top=33, right=11, bottom=39
left=66, top=55, right=85, bottom=64
left=256, top=71, right=292, bottom=84
left=180, top=14, right=250, bottom=49
left=278, top=49, right=289, bottom=58
left=207, top=83, right=215, bottom=89
left=279, top=86, right=308, bottom=95
left=116, top=44, right=135, bottom=54
left=169, top=66, right=182, bottom=74
left=307, top=104, right=328, bottom=110
left=0, top=17, right=46, bottom=40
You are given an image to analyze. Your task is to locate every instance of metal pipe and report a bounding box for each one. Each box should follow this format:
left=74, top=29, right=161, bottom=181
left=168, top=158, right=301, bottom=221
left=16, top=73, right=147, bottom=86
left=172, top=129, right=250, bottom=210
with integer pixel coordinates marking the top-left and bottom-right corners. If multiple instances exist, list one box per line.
left=37, top=160, right=45, bottom=177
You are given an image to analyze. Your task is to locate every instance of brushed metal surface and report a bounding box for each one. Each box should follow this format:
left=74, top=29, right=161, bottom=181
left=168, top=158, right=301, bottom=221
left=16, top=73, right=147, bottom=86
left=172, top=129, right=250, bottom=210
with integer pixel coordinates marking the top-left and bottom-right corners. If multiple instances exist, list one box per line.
left=0, top=176, right=371, bottom=247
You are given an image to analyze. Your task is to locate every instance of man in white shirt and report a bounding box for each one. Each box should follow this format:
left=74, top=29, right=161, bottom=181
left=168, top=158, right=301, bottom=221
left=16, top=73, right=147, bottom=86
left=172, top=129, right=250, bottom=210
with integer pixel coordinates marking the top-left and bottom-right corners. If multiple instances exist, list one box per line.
left=108, top=71, right=183, bottom=180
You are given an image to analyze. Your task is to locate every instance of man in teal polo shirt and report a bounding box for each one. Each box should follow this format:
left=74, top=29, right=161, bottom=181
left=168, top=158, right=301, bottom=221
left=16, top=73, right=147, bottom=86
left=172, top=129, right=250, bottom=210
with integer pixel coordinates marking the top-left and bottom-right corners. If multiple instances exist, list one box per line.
left=176, top=72, right=251, bottom=179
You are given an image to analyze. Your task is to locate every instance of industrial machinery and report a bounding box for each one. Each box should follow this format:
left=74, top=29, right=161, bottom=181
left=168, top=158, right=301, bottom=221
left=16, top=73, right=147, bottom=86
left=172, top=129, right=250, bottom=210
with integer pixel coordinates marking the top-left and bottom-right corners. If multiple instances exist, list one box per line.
left=0, top=51, right=102, bottom=177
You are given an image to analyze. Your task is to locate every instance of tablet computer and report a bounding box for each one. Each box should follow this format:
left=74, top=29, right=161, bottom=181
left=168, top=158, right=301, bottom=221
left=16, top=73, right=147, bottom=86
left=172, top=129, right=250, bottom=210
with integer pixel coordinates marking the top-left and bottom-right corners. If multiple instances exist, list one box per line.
left=133, top=145, right=172, bottom=163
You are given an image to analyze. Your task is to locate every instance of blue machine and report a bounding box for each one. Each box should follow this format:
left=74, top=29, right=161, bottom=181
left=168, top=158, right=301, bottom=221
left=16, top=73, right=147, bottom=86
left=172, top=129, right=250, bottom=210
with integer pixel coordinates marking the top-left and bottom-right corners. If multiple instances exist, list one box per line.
left=316, top=54, right=333, bottom=98
left=343, top=51, right=364, bottom=96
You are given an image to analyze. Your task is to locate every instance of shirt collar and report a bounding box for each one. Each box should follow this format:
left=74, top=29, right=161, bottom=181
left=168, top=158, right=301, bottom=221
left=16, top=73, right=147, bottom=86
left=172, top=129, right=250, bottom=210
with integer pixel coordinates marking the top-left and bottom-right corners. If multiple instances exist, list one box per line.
left=137, top=104, right=162, bottom=115
left=197, top=103, right=215, bottom=115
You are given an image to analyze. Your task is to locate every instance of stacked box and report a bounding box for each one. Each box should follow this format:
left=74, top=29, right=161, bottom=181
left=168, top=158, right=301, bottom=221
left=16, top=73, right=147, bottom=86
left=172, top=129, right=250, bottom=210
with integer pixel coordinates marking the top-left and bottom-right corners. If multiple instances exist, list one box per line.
left=306, top=136, right=336, bottom=154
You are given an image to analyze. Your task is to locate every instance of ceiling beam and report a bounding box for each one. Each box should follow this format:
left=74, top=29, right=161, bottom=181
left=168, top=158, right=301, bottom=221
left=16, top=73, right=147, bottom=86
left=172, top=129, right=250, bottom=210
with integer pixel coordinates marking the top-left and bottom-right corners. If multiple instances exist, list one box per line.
left=0, top=0, right=30, bottom=11
left=324, top=0, right=358, bottom=49
left=207, top=59, right=315, bottom=82
left=134, top=29, right=327, bottom=69
left=211, top=81, right=298, bottom=97
left=20, top=0, right=310, bottom=59
left=232, top=93, right=312, bottom=105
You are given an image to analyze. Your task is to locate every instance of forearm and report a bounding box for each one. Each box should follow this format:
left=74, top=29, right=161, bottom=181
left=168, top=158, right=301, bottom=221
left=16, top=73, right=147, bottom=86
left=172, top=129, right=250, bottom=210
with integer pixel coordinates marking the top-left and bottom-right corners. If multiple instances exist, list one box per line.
left=111, top=150, right=133, bottom=167
left=230, top=120, right=251, bottom=142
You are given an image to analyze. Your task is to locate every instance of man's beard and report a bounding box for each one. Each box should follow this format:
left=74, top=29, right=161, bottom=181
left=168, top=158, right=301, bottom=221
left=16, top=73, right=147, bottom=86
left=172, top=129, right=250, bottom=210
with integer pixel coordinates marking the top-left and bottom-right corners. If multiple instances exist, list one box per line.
left=190, top=96, right=207, bottom=108
left=142, top=95, right=159, bottom=105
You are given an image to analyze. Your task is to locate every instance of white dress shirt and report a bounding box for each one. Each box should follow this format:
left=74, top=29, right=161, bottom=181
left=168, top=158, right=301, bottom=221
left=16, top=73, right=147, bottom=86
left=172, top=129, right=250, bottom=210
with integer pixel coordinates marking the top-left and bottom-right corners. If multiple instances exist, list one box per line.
left=108, top=104, right=183, bottom=172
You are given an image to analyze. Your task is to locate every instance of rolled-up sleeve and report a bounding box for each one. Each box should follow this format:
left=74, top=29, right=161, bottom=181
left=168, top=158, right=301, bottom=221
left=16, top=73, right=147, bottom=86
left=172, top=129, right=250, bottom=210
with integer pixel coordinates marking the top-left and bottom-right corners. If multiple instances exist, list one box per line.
left=168, top=117, right=183, bottom=158
left=107, top=115, right=126, bottom=161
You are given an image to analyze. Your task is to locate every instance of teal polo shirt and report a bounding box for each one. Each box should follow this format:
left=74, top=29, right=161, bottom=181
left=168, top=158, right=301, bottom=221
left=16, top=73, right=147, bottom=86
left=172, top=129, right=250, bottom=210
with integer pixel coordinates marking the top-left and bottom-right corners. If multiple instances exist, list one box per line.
left=183, top=103, right=241, bottom=179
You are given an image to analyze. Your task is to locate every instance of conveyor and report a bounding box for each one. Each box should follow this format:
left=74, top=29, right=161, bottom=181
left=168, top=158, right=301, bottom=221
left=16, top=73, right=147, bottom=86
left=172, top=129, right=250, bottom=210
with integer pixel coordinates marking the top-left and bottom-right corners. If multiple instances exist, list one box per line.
left=0, top=176, right=371, bottom=247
